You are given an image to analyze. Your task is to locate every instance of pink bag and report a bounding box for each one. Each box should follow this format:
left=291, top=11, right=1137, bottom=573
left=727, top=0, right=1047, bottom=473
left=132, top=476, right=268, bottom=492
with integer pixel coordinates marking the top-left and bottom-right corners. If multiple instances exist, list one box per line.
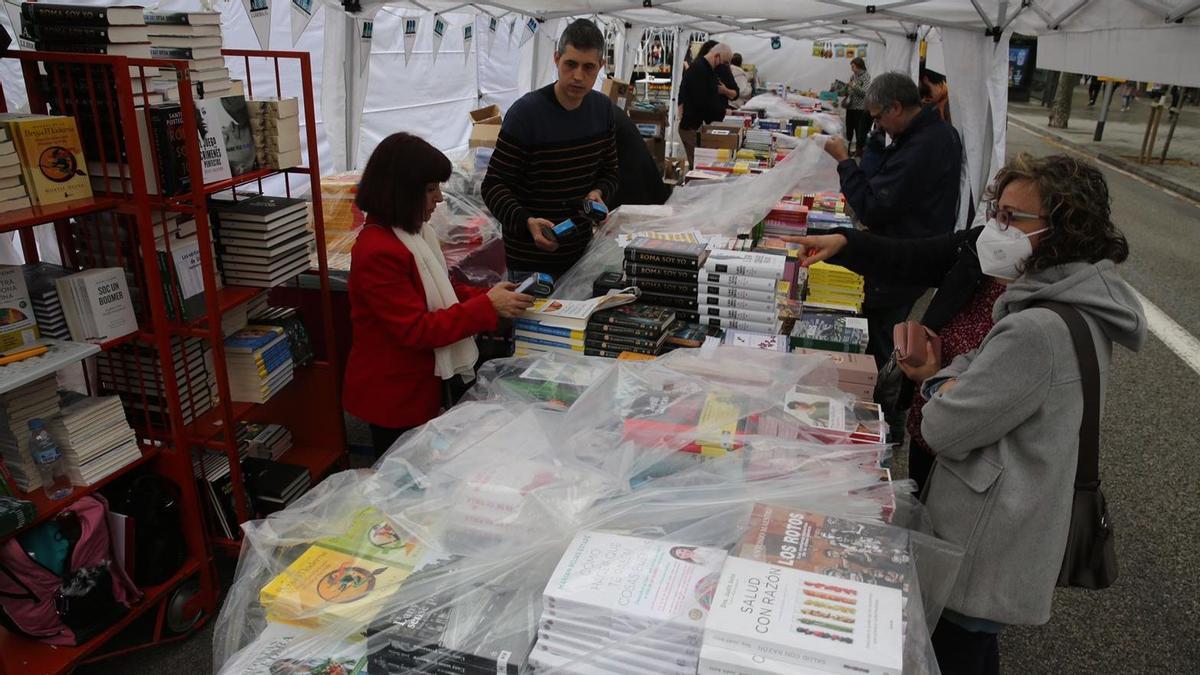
left=892, top=321, right=942, bottom=368
left=0, top=495, right=141, bottom=645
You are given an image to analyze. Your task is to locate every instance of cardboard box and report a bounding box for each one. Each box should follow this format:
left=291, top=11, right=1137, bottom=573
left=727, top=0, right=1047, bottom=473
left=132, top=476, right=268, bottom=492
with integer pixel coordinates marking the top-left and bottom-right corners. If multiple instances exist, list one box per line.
left=699, top=124, right=743, bottom=150
left=469, top=124, right=500, bottom=149
left=469, top=104, right=501, bottom=126
left=602, top=78, right=634, bottom=109
left=794, top=347, right=879, bottom=386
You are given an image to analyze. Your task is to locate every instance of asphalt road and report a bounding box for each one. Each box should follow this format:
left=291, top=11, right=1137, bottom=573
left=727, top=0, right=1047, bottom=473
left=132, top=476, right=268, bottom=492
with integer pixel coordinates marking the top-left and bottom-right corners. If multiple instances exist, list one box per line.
left=997, top=125, right=1200, bottom=672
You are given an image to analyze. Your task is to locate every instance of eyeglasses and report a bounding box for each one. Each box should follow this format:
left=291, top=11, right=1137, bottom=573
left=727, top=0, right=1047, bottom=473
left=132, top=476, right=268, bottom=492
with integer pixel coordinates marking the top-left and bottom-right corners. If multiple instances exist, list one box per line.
left=986, top=201, right=1046, bottom=230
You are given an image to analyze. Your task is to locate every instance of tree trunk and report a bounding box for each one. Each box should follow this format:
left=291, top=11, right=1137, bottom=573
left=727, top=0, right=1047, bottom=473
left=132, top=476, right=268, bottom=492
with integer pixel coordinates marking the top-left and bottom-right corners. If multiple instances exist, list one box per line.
left=1049, top=72, right=1080, bottom=128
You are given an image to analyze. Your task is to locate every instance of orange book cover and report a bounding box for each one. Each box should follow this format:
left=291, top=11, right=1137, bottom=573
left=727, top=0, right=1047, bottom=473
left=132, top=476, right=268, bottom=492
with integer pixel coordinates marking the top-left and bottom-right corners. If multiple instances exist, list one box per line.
left=2, top=115, right=92, bottom=206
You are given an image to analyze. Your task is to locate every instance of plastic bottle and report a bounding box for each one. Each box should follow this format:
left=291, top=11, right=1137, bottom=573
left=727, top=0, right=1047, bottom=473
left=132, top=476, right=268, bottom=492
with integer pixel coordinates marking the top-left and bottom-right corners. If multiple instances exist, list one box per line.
left=28, top=419, right=72, bottom=500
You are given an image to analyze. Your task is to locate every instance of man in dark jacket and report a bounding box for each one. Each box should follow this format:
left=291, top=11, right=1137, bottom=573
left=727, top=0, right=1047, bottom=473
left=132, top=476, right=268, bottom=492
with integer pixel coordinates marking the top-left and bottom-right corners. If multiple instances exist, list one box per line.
left=677, top=42, right=733, bottom=167
left=823, top=72, right=962, bottom=368
left=611, top=103, right=672, bottom=209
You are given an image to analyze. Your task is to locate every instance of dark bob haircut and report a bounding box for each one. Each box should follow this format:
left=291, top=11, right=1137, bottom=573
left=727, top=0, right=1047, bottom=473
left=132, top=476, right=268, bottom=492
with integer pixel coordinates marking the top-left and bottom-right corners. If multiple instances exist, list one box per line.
left=985, top=153, right=1129, bottom=272
left=850, top=56, right=866, bottom=71
left=355, top=132, right=451, bottom=234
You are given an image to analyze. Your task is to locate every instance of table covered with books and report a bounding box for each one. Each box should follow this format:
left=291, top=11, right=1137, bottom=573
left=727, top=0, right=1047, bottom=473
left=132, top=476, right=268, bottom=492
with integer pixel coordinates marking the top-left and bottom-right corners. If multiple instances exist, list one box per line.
left=213, top=140, right=966, bottom=675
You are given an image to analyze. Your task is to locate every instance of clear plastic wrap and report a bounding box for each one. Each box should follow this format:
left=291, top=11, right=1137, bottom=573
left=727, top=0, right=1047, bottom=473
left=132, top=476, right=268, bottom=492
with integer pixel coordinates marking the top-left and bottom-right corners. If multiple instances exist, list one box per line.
left=213, top=348, right=961, bottom=675
left=553, top=140, right=841, bottom=300
left=743, top=92, right=846, bottom=135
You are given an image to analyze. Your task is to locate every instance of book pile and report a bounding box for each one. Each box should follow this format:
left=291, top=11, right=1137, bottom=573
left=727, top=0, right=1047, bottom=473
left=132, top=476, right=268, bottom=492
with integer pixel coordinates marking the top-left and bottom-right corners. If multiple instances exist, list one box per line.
left=0, top=127, right=30, bottom=213
left=0, top=494, right=36, bottom=536
left=0, top=113, right=93, bottom=207
left=248, top=306, right=314, bottom=367
left=762, top=199, right=809, bottom=237
left=582, top=303, right=677, bottom=357
left=98, top=337, right=218, bottom=428
left=224, top=325, right=294, bottom=404
left=700, top=504, right=907, bottom=675
left=22, top=263, right=71, bottom=340
left=18, top=2, right=151, bottom=59
left=241, top=457, right=309, bottom=515
left=622, top=391, right=752, bottom=457
left=803, top=191, right=853, bottom=232
left=789, top=312, right=869, bottom=354
left=0, top=375, right=60, bottom=491
left=698, top=249, right=788, bottom=334
left=54, top=267, right=139, bottom=344
left=192, top=451, right=241, bottom=539
left=238, top=422, right=293, bottom=461
left=622, top=237, right=709, bottom=323
left=246, top=98, right=302, bottom=170
left=511, top=292, right=643, bottom=357
left=211, top=194, right=312, bottom=288
left=317, top=173, right=365, bottom=264
left=756, top=386, right=886, bottom=446
left=805, top=261, right=865, bottom=314
left=45, top=395, right=140, bottom=486
left=533, top=531, right=727, bottom=674
left=144, top=11, right=232, bottom=101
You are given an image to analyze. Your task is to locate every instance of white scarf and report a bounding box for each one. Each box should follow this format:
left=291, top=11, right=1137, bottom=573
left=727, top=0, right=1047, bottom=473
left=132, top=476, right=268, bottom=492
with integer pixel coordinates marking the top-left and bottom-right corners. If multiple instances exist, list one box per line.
left=392, top=225, right=478, bottom=382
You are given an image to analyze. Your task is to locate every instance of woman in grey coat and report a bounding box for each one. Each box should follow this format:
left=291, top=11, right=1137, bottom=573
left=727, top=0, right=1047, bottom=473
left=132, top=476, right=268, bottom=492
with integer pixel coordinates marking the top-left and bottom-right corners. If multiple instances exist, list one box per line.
left=911, top=154, right=1147, bottom=674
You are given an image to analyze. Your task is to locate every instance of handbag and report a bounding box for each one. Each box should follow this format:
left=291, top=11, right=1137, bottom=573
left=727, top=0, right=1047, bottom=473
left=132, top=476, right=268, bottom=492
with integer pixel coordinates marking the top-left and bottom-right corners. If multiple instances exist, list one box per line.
left=874, top=321, right=940, bottom=415
left=893, top=321, right=942, bottom=369
left=1037, top=302, right=1118, bottom=590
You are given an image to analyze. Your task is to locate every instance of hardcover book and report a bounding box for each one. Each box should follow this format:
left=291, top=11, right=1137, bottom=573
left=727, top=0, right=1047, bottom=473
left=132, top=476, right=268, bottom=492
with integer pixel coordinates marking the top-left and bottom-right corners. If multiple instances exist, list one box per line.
left=0, top=114, right=93, bottom=206
left=193, top=98, right=233, bottom=185
left=148, top=103, right=190, bottom=195
left=20, top=3, right=146, bottom=26
left=586, top=303, right=675, bottom=332
left=624, top=237, right=709, bottom=269
left=216, top=96, right=257, bottom=176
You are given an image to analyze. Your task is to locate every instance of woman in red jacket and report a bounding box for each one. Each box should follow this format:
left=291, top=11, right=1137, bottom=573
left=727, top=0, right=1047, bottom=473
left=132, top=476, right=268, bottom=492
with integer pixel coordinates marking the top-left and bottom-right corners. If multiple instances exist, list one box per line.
left=344, top=133, right=533, bottom=456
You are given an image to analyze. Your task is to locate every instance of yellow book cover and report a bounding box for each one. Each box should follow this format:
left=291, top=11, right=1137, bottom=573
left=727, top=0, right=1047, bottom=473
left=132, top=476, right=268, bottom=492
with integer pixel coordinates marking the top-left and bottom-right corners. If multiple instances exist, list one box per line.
left=317, top=507, right=424, bottom=569
left=694, top=392, right=743, bottom=457
left=2, top=115, right=92, bottom=207
left=259, top=543, right=415, bottom=627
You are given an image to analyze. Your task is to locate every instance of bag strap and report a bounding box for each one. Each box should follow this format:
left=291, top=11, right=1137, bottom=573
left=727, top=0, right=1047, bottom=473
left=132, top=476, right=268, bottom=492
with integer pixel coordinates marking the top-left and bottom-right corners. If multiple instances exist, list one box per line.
left=1036, top=301, right=1101, bottom=488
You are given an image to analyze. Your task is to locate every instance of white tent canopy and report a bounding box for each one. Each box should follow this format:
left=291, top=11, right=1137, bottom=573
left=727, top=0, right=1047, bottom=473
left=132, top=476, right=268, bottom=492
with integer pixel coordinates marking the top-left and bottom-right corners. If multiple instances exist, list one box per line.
left=0, top=0, right=1196, bottom=252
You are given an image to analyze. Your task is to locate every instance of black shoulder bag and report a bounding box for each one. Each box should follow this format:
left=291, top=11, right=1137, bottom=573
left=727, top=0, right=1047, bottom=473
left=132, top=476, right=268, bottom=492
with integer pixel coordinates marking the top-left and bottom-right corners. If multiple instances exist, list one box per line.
left=1038, top=301, right=1118, bottom=590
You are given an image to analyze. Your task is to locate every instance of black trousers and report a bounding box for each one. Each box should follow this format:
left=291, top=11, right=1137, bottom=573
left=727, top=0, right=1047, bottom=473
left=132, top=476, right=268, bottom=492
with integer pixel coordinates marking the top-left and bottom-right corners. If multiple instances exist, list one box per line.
left=845, top=108, right=872, bottom=153
left=932, top=616, right=1001, bottom=675
left=369, top=424, right=411, bottom=457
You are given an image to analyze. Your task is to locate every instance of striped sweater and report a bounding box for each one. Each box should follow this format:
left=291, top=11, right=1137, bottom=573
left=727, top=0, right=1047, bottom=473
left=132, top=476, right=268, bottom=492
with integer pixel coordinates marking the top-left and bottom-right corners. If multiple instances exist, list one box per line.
left=481, top=84, right=619, bottom=278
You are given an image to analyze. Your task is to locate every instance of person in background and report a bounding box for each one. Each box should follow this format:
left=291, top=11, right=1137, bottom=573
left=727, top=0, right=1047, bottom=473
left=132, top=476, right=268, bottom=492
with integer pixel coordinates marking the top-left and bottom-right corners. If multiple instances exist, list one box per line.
left=345, top=133, right=534, bottom=456
left=696, top=40, right=740, bottom=105
left=919, top=68, right=951, bottom=122
left=823, top=72, right=962, bottom=373
left=610, top=102, right=672, bottom=209
left=1088, top=74, right=1104, bottom=106
left=1119, top=81, right=1136, bottom=111
left=482, top=19, right=619, bottom=279
left=728, top=53, right=752, bottom=107
left=677, top=42, right=733, bottom=167
left=842, top=57, right=871, bottom=156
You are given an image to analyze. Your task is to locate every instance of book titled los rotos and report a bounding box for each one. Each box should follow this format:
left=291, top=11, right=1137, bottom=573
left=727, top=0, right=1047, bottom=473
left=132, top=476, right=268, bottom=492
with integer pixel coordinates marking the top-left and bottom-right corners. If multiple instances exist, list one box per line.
left=0, top=114, right=92, bottom=206
left=704, top=556, right=904, bottom=675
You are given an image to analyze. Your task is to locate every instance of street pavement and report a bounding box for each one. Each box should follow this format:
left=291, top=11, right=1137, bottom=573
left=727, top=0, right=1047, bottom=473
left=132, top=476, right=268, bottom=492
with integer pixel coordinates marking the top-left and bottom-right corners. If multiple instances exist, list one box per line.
left=996, top=124, right=1200, bottom=673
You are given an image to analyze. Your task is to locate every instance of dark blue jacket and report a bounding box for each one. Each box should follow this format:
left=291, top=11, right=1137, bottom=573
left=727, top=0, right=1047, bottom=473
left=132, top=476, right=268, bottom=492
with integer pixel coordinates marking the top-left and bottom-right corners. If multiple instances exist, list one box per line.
left=836, top=105, right=963, bottom=308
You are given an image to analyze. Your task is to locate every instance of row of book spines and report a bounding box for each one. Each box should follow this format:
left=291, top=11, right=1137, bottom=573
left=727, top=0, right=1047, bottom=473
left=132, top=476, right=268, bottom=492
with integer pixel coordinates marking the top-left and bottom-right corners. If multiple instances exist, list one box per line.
left=516, top=320, right=663, bottom=341
left=624, top=263, right=782, bottom=287
left=515, top=332, right=661, bottom=353
left=626, top=276, right=782, bottom=296
left=623, top=248, right=705, bottom=270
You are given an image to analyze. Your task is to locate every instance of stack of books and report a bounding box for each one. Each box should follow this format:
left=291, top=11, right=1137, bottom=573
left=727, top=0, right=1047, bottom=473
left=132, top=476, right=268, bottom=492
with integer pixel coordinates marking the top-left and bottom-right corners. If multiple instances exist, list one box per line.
left=54, top=267, right=139, bottom=344
left=701, top=505, right=906, bottom=675
left=22, top=263, right=71, bottom=340
left=0, top=127, right=30, bottom=213
left=246, top=98, right=302, bottom=170
left=241, top=457, right=309, bottom=515
left=698, top=249, right=788, bottom=334
left=248, top=306, right=314, bottom=367
left=97, top=337, right=218, bottom=428
left=804, top=191, right=854, bottom=232
left=192, top=450, right=240, bottom=539
left=788, top=312, right=870, bottom=354
left=622, top=236, right=710, bottom=323
left=224, top=325, right=294, bottom=404
left=805, top=261, right=865, bottom=314
left=211, top=194, right=312, bottom=288
left=762, top=199, right=809, bottom=238
left=46, top=395, right=140, bottom=486
left=583, top=303, right=676, bottom=357
left=238, top=422, right=293, bottom=460
left=18, top=2, right=151, bottom=59
left=0, top=375, right=60, bottom=492
left=533, top=531, right=726, bottom=674
left=144, top=11, right=232, bottom=100
left=511, top=292, right=642, bottom=357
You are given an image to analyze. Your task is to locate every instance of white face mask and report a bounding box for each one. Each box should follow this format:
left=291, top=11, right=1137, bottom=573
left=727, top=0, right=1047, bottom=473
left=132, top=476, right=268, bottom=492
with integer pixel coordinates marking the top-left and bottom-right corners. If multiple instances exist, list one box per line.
left=976, top=218, right=1047, bottom=280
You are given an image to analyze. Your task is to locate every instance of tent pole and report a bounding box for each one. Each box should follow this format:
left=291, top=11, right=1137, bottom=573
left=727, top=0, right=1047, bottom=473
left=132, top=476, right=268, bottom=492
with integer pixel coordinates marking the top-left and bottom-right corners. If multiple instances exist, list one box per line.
left=344, top=11, right=356, bottom=171
left=1093, top=80, right=1115, bottom=141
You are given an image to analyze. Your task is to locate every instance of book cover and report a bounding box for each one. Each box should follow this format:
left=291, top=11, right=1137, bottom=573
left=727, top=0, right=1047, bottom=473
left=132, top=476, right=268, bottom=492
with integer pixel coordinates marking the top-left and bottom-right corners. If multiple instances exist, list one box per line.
left=626, top=275, right=698, bottom=296
left=585, top=320, right=662, bottom=340
left=625, top=237, right=709, bottom=270
left=703, top=251, right=787, bottom=279
left=218, top=623, right=367, bottom=675
left=622, top=392, right=749, bottom=456
left=520, top=292, right=638, bottom=331
left=70, top=268, right=139, bottom=343
left=704, top=556, right=903, bottom=675
left=193, top=98, right=233, bottom=185
left=215, top=96, right=256, bottom=176
left=148, top=103, right=190, bottom=195
left=225, top=325, right=285, bottom=353
left=158, top=234, right=206, bottom=321
left=259, top=543, right=416, bottom=627
left=20, top=3, right=146, bottom=26
left=624, top=262, right=700, bottom=283
left=0, top=115, right=93, bottom=206
left=737, top=504, right=911, bottom=592
left=211, top=194, right=308, bottom=223
left=0, top=265, right=38, bottom=352
left=587, top=303, right=675, bottom=332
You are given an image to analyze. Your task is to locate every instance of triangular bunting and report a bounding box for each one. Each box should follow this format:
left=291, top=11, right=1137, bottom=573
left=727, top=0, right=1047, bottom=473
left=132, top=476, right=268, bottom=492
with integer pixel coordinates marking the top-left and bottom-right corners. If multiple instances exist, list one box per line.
left=519, top=17, right=539, bottom=49
left=507, top=16, right=520, bottom=47
left=358, top=19, right=373, bottom=77
left=486, top=15, right=498, bottom=53
left=290, top=0, right=317, bottom=47
left=463, top=22, right=474, bottom=64
left=403, top=16, right=420, bottom=66
left=242, top=0, right=272, bottom=50
left=432, top=14, right=446, bottom=65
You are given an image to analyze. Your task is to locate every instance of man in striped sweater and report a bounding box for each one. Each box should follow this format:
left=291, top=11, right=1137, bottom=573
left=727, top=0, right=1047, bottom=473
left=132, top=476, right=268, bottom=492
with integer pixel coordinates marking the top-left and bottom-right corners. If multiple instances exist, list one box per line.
left=482, top=19, right=619, bottom=279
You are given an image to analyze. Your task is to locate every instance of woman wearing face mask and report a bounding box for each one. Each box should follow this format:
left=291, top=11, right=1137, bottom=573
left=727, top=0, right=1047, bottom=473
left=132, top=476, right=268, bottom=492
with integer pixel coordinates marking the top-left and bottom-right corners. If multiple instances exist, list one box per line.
left=791, top=153, right=1146, bottom=674
left=344, top=133, right=534, bottom=457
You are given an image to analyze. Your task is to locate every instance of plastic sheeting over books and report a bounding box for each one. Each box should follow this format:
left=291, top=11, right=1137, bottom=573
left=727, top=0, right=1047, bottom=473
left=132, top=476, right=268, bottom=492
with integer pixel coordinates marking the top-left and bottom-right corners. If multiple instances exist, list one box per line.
left=212, top=348, right=962, bottom=675
left=553, top=139, right=841, bottom=302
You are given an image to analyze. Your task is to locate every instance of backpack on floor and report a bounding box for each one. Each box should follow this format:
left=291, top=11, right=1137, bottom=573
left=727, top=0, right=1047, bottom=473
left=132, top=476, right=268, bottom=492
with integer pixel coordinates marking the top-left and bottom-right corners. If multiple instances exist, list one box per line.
left=0, top=494, right=141, bottom=645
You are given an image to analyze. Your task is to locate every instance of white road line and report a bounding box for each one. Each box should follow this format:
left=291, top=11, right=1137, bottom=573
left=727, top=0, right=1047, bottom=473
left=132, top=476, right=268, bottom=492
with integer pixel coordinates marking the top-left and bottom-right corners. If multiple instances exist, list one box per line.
left=1131, top=288, right=1200, bottom=378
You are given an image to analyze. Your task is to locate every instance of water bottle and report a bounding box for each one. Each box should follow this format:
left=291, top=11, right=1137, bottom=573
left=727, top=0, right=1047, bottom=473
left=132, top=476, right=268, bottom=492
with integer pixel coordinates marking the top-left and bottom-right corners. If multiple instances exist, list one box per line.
left=28, top=419, right=72, bottom=501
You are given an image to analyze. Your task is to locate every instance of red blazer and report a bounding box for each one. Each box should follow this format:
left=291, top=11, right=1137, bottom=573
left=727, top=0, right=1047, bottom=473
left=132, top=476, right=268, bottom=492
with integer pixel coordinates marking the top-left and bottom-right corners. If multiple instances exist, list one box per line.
left=343, top=224, right=498, bottom=428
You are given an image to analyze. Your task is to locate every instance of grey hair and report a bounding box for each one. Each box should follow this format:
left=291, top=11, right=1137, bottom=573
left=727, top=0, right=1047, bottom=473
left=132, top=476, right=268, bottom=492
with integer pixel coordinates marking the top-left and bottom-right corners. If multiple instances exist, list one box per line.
left=557, top=18, right=605, bottom=57
left=864, top=71, right=921, bottom=111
